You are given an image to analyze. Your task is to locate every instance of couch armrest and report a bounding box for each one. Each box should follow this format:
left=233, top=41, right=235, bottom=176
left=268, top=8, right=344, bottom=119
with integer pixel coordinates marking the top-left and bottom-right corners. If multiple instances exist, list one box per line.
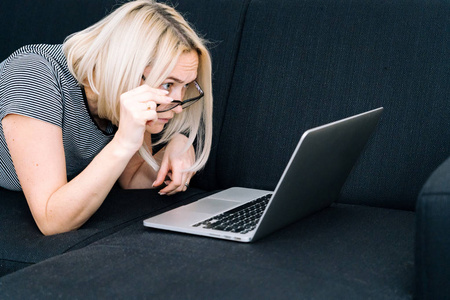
left=416, top=157, right=450, bottom=299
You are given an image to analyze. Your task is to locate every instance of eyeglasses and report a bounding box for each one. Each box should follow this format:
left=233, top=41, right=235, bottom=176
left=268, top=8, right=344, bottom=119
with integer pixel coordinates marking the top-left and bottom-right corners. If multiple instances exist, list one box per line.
left=142, top=76, right=204, bottom=113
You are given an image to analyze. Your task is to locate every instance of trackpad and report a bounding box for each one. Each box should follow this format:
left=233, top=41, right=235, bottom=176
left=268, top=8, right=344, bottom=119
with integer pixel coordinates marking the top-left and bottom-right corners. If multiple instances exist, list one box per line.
left=188, top=199, right=239, bottom=214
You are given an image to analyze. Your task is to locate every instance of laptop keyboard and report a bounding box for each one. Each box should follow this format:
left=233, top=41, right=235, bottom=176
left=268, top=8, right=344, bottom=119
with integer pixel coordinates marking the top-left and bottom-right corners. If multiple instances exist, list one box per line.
left=192, top=194, right=272, bottom=234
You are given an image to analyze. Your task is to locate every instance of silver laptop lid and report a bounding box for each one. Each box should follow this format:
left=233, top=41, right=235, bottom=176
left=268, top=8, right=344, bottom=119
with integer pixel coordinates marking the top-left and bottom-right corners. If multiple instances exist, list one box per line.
left=252, top=107, right=383, bottom=241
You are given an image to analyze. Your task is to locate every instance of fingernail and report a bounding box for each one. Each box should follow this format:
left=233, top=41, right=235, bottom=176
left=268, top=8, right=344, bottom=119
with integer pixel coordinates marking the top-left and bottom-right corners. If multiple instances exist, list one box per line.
left=158, top=192, right=166, bottom=195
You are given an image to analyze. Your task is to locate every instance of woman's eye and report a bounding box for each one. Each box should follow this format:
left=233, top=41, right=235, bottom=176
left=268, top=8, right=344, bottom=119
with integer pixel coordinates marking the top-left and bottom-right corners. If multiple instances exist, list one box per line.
left=161, top=83, right=172, bottom=91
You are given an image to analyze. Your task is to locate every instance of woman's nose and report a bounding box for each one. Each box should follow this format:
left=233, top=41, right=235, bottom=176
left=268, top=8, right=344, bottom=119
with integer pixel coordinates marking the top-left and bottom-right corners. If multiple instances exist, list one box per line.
left=172, top=105, right=183, bottom=114
left=168, top=88, right=184, bottom=114
left=169, top=88, right=184, bottom=102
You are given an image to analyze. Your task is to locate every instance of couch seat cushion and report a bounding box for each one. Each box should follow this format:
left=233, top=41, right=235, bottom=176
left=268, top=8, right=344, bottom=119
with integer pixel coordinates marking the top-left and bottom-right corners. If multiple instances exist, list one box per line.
left=0, top=187, right=213, bottom=276
left=0, top=204, right=414, bottom=299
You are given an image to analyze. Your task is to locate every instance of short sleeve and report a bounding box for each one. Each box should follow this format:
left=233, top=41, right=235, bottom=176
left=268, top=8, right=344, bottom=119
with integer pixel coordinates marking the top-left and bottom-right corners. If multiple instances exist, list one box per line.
left=0, top=53, right=64, bottom=128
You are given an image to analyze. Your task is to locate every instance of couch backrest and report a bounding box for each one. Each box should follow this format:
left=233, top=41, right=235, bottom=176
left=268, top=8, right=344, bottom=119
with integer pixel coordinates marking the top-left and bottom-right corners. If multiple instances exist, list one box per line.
left=0, top=0, right=119, bottom=59
left=205, top=0, right=450, bottom=210
left=174, top=0, right=251, bottom=190
left=2, top=0, right=449, bottom=211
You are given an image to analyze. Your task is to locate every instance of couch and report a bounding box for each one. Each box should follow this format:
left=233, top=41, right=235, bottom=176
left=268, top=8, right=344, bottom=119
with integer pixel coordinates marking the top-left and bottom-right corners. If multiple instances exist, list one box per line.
left=1, top=0, right=449, bottom=298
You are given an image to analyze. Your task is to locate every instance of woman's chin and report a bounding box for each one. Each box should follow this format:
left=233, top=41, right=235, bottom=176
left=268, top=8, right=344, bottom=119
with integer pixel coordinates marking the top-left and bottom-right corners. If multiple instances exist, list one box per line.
left=145, top=122, right=164, bottom=134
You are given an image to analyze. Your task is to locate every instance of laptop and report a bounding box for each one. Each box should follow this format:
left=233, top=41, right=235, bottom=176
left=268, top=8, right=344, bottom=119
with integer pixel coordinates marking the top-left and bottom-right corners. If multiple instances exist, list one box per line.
left=144, top=107, right=383, bottom=242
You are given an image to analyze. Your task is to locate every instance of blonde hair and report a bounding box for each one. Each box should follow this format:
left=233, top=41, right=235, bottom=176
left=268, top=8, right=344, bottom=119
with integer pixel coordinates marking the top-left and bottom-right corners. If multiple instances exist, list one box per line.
left=63, top=0, right=212, bottom=172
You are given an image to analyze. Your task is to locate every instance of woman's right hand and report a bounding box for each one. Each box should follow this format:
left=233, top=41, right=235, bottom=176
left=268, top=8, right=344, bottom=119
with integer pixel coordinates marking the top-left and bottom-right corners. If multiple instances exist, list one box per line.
left=113, top=85, right=173, bottom=154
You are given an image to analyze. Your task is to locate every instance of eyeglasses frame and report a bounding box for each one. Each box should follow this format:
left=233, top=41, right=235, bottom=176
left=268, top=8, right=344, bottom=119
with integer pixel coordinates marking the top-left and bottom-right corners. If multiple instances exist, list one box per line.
left=141, top=75, right=204, bottom=113
left=157, top=80, right=204, bottom=113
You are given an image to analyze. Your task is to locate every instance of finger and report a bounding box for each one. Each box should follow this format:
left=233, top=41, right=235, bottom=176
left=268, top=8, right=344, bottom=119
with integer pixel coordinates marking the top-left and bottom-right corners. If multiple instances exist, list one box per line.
left=184, top=172, right=195, bottom=191
left=161, top=166, right=190, bottom=195
left=178, top=170, right=191, bottom=191
left=127, top=85, right=170, bottom=97
left=153, top=161, right=170, bottom=188
left=122, top=88, right=172, bottom=105
left=128, top=92, right=172, bottom=105
left=162, top=181, right=185, bottom=196
left=162, top=172, right=193, bottom=195
left=182, top=175, right=191, bottom=192
left=159, top=169, right=183, bottom=195
left=139, top=93, right=173, bottom=105
left=142, top=109, right=158, bottom=122
left=144, top=101, right=157, bottom=111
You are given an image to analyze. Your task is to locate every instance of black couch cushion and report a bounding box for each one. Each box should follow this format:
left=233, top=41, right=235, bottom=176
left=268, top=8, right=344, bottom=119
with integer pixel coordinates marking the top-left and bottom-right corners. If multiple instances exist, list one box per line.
left=0, top=186, right=213, bottom=276
left=0, top=204, right=414, bottom=298
left=214, top=0, right=450, bottom=211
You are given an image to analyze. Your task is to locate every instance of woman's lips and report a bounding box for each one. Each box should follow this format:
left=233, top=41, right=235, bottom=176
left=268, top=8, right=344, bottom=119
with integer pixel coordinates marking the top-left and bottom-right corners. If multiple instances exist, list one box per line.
left=158, top=118, right=171, bottom=124
left=146, top=118, right=171, bottom=125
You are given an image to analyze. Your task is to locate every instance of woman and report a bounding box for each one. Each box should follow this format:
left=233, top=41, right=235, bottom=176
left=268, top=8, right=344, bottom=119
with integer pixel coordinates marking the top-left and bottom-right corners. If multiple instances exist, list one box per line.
left=0, top=0, right=213, bottom=235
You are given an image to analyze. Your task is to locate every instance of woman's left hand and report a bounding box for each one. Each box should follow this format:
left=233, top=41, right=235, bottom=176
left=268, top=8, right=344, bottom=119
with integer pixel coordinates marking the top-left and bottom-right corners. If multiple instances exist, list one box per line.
left=153, top=134, right=196, bottom=195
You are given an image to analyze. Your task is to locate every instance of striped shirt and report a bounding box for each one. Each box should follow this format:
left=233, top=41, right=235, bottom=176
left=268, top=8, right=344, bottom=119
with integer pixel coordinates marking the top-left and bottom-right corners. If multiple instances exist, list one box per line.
left=0, top=44, right=116, bottom=191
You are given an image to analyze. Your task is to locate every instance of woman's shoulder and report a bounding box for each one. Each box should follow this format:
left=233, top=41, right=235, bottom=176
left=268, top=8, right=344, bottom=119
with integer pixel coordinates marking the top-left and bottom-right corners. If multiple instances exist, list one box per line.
left=0, top=44, right=73, bottom=128
left=2, top=44, right=68, bottom=79
left=1, top=44, right=79, bottom=91
left=7, top=44, right=64, bottom=62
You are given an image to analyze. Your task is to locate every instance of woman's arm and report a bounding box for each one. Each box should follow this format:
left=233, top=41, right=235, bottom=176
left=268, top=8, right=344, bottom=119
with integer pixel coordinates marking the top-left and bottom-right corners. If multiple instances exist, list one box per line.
left=3, top=114, right=135, bottom=236
left=2, top=85, right=172, bottom=235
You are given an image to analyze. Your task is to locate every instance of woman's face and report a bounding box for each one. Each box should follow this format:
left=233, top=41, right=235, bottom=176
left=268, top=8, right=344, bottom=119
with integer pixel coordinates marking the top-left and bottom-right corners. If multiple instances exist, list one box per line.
left=142, top=51, right=199, bottom=134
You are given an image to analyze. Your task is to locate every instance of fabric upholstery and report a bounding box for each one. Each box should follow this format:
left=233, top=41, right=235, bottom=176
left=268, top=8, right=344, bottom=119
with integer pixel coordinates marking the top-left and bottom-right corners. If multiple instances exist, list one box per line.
left=0, top=186, right=212, bottom=276
left=214, top=0, right=450, bottom=211
left=0, top=204, right=415, bottom=299
left=173, top=0, right=252, bottom=190
left=0, top=0, right=122, bottom=59
left=0, top=0, right=449, bottom=298
left=416, top=156, right=450, bottom=299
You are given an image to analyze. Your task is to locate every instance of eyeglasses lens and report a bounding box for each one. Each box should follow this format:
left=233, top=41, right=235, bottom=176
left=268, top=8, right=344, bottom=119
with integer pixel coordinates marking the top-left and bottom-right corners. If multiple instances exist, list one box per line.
left=156, top=82, right=203, bottom=113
